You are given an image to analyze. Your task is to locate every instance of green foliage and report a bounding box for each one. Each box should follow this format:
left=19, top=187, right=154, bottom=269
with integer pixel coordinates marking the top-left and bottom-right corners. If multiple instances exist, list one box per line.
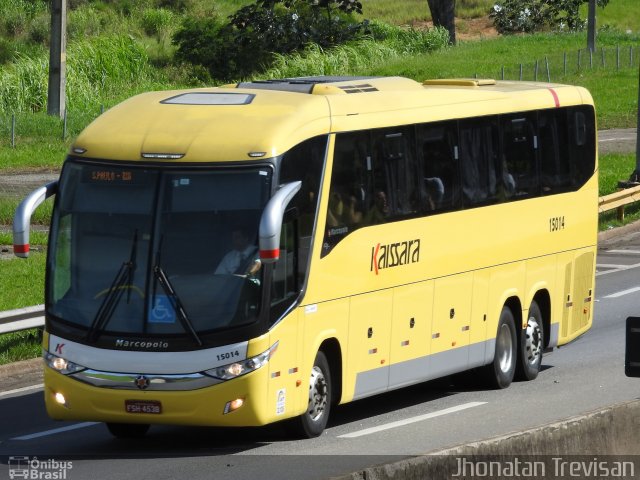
left=0, top=0, right=48, bottom=37
left=0, top=35, right=153, bottom=113
left=0, top=37, right=13, bottom=64
left=28, top=13, right=50, bottom=45
left=140, top=7, right=176, bottom=37
left=264, top=25, right=449, bottom=78
left=490, top=0, right=610, bottom=34
left=173, top=0, right=369, bottom=81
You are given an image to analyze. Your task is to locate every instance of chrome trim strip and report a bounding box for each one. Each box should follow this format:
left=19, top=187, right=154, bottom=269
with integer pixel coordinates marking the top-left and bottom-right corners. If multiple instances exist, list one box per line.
left=68, top=369, right=222, bottom=391
left=48, top=334, right=249, bottom=374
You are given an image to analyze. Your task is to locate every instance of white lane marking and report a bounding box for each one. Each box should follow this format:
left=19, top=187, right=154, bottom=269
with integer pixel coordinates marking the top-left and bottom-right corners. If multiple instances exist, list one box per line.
left=596, top=262, right=640, bottom=277
left=337, top=401, right=487, bottom=439
left=596, top=264, right=629, bottom=269
left=603, top=286, right=640, bottom=299
left=0, top=384, right=43, bottom=399
left=12, top=422, right=100, bottom=441
left=605, top=249, right=640, bottom=255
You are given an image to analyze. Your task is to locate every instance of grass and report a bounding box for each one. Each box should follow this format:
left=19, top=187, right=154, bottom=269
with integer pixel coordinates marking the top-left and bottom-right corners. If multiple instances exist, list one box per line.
left=583, top=0, right=640, bottom=33
left=0, top=329, right=42, bottom=364
left=599, top=153, right=636, bottom=196
left=0, top=251, right=46, bottom=364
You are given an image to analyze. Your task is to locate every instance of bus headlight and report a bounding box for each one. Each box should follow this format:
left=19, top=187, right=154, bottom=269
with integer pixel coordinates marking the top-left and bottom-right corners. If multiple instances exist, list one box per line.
left=206, top=342, right=278, bottom=381
left=44, top=351, right=86, bottom=375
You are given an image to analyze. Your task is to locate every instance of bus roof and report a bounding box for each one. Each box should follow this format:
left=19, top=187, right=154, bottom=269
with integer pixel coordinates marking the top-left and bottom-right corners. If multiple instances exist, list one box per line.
left=71, top=76, right=594, bottom=163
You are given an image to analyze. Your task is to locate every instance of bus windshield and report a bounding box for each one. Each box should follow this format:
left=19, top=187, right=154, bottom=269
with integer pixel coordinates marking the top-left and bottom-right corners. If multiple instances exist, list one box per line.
left=48, top=161, right=272, bottom=346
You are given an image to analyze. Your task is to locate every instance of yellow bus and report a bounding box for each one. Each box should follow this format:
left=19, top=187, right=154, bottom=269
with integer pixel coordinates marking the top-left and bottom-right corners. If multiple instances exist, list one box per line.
left=14, top=76, right=597, bottom=438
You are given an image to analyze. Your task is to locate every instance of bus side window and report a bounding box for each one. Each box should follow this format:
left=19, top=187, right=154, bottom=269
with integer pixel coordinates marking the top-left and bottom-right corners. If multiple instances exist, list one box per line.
left=270, top=214, right=298, bottom=323
left=322, top=131, right=370, bottom=256
left=374, top=128, right=418, bottom=217
left=279, top=135, right=326, bottom=272
left=502, top=114, right=539, bottom=198
left=459, top=118, right=499, bottom=206
left=418, top=121, right=459, bottom=212
left=538, top=109, right=571, bottom=194
left=567, top=106, right=596, bottom=187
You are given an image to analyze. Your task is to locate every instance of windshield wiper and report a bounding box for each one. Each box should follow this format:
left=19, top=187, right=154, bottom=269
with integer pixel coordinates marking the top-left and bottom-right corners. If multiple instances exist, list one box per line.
left=87, top=231, right=138, bottom=343
left=152, top=264, right=203, bottom=347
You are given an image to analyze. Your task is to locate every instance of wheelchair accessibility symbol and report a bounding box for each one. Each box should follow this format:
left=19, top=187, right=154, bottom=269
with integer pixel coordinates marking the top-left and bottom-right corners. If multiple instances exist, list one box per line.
left=149, top=295, right=176, bottom=324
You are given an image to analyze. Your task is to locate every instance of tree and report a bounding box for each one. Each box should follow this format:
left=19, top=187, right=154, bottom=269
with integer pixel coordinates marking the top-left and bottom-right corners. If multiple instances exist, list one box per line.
left=427, top=0, right=455, bottom=45
left=490, top=0, right=609, bottom=35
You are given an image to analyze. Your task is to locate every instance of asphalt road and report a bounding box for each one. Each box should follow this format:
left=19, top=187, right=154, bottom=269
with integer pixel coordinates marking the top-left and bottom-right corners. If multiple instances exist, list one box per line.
left=1, top=226, right=640, bottom=480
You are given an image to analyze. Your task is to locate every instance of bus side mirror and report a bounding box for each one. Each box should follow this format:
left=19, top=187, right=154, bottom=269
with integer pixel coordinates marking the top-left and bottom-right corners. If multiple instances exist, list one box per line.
left=13, top=181, right=58, bottom=258
left=625, top=317, right=640, bottom=377
left=259, top=181, right=301, bottom=264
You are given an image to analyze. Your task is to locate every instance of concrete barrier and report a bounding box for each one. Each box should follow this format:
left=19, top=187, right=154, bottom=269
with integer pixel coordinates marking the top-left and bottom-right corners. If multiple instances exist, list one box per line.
left=334, top=400, right=640, bottom=480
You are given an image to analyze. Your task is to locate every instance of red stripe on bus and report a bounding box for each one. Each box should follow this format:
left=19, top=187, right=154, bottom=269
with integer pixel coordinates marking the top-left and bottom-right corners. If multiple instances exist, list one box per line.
left=260, top=249, right=280, bottom=259
left=547, top=88, right=560, bottom=108
left=13, top=244, right=29, bottom=254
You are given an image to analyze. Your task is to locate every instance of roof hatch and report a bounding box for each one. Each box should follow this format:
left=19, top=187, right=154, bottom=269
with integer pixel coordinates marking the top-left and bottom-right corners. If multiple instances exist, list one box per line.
left=161, top=92, right=255, bottom=105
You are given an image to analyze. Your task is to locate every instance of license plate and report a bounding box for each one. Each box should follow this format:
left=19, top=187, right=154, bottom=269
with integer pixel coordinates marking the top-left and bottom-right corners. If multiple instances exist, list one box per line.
left=125, top=400, right=162, bottom=414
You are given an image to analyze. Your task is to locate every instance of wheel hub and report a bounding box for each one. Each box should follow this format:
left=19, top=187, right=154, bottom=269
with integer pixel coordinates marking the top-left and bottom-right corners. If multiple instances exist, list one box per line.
left=525, top=316, right=542, bottom=365
left=308, top=366, right=327, bottom=422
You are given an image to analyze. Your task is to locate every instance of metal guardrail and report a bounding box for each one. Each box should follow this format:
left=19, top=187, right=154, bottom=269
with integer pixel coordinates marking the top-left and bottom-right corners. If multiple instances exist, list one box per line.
left=599, top=184, right=640, bottom=221
left=0, top=305, right=44, bottom=334
left=1, top=187, right=639, bottom=335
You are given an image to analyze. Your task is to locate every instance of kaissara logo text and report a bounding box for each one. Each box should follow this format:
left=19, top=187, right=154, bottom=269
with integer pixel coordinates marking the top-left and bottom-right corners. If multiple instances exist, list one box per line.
left=370, top=239, right=420, bottom=275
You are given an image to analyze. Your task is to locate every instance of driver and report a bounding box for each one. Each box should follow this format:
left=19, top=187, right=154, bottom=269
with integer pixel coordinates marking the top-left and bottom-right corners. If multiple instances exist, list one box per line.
left=215, top=227, right=261, bottom=277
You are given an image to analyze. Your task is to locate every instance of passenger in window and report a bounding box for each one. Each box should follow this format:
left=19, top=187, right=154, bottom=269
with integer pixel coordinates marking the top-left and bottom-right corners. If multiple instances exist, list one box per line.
left=326, top=192, right=345, bottom=227
left=215, top=227, right=261, bottom=278
left=345, top=192, right=364, bottom=225
left=327, top=191, right=363, bottom=227
left=364, top=190, right=389, bottom=225
left=424, top=177, right=444, bottom=210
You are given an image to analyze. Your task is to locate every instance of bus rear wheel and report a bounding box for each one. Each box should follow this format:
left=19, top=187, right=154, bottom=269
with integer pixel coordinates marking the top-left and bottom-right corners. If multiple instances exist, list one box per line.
left=516, top=300, right=544, bottom=381
left=106, top=422, right=150, bottom=439
left=286, top=351, right=332, bottom=438
left=484, top=306, right=517, bottom=389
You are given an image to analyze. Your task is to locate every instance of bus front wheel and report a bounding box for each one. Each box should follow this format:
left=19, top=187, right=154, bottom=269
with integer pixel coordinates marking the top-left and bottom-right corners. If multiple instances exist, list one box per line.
left=287, top=351, right=332, bottom=438
left=106, top=422, right=150, bottom=439
left=484, top=306, right=517, bottom=389
left=516, top=300, right=544, bottom=381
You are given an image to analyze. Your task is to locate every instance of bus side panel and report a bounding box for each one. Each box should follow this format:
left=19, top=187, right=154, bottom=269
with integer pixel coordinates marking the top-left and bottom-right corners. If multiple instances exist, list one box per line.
left=388, top=281, right=434, bottom=389
left=485, top=262, right=526, bottom=363
left=469, top=270, right=490, bottom=368
left=301, top=298, right=350, bottom=404
left=429, top=273, right=473, bottom=376
left=266, top=311, right=304, bottom=422
left=350, top=290, right=393, bottom=400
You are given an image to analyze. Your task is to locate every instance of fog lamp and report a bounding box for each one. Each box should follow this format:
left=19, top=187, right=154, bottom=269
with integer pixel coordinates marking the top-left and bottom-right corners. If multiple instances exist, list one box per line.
left=223, top=398, right=245, bottom=414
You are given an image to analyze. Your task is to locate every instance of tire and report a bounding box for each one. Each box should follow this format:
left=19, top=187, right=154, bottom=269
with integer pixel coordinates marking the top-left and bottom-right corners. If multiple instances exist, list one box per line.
left=483, top=306, right=517, bottom=389
left=286, top=351, right=332, bottom=438
left=106, top=422, right=150, bottom=439
left=516, top=300, right=544, bottom=381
